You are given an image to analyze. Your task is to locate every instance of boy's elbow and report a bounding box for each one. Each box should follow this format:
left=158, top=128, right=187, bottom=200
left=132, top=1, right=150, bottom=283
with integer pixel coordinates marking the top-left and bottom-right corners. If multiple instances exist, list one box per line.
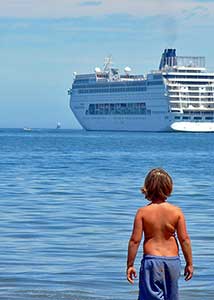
left=179, top=235, right=191, bottom=246
left=129, top=237, right=141, bottom=246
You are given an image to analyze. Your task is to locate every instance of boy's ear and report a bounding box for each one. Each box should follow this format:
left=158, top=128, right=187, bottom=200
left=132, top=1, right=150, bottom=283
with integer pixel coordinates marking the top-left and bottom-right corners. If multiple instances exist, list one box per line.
left=141, top=187, right=146, bottom=194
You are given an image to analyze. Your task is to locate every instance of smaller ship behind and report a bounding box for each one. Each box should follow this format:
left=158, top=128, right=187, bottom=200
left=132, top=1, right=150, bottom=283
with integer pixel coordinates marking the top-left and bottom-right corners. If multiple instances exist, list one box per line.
left=56, top=122, right=61, bottom=129
left=68, top=49, right=214, bottom=132
left=23, top=127, right=32, bottom=132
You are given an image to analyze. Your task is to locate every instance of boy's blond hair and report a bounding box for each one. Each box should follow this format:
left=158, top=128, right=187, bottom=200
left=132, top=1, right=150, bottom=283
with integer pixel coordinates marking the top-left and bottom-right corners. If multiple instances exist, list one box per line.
left=141, top=168, right=173, bottom=201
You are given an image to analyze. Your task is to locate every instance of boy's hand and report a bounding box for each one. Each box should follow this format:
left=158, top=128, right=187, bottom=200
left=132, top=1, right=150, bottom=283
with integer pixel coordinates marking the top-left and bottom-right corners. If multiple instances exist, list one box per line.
left=126, top=266, right=137, bottom=284
left=184, top=264, right=193, bottom=281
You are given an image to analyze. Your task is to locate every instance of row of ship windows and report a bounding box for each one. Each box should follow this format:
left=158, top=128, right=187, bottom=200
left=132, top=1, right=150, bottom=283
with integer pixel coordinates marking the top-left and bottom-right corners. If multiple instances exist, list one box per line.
left=170, top=98, right=214, bottom=102
left=74, top=82, right=146, bottom=88
left=169, top=92, right=214, bottom=96
left=174, top=116, right=214, bottom=121
left=169, top=81, right=213, bottom=85
left=171, top=111, right=214, bottom=115
left=86, top=103, right=152, bottom=115
left=166, top=75, right=214, bottom=79
left=73, top=79, right=92, bottom=84
left=78, top=87, right=147, bottom=94
left=74, top=80, right=163, bottom=90
left=75, top=77, right=214, bottom=85
left=147, top=81, right=163, bottom=85
left=176, top=70, right=205, bottom=73
left=169, top=87, right=214, bottom=91
left=171, top=103, right=214, bottom=109
left=151, top=74, right=162, bottom=80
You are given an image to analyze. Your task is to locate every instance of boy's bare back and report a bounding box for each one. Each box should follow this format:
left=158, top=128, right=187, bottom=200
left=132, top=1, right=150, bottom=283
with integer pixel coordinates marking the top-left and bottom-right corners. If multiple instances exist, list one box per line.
left=135, top=202, right=187, bottom=257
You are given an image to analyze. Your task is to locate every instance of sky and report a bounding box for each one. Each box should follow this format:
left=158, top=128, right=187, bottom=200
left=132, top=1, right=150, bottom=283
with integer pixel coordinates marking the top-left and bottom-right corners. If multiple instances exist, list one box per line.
left=0, top=0, right=214, bottom=129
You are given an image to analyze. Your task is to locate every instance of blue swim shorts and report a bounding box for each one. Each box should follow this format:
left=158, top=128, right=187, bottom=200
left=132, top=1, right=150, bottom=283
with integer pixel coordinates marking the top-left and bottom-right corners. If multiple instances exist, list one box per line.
left=138, top=255, right=181, bottom=300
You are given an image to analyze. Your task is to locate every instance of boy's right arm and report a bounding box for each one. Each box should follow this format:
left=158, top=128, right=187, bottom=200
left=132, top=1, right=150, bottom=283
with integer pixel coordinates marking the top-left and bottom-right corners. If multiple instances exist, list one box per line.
left=126, top=209, right=143, bottom=284
left=177, top=209, right=193, bottom=281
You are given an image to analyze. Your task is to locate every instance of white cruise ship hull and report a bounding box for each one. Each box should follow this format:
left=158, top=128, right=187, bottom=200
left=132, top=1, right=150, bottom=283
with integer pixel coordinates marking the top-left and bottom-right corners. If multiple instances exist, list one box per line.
left=171, top=122, right=214, bottom=132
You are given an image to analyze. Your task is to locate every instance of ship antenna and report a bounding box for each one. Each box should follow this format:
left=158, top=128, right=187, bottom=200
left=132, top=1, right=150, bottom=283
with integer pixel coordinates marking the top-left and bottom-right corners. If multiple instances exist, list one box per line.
left=103, top=55, right=112, bottom=73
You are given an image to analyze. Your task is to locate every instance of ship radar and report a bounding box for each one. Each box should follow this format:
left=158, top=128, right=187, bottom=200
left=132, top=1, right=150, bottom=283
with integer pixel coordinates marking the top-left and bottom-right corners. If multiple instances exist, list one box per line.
left=124, top=66, right=131, bottom=75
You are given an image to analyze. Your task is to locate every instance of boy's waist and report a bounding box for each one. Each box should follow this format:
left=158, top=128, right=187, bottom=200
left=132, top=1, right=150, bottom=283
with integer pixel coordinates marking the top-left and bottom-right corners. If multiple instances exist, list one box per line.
left=143, top=254, right=180, bottom=261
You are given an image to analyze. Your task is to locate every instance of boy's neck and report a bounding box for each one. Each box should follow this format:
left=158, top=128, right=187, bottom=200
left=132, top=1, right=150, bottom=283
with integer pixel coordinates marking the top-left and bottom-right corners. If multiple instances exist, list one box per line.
left=151, top=198, right=167, bottom=204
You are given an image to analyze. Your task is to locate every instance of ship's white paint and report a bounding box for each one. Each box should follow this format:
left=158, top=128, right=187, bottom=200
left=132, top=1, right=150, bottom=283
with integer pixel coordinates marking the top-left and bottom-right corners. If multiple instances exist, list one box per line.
left=71, top=113, right=173, bottom=132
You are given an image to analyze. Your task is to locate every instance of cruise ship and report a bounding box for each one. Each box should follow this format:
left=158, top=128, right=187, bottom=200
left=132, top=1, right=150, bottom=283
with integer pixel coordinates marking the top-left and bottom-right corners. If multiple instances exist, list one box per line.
left=68, top=49, right=214, bottom=132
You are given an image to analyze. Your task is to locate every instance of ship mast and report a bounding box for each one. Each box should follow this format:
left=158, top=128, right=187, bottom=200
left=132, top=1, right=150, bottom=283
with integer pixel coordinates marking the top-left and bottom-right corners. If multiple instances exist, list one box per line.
left=103, top=55, right=112, bottom=73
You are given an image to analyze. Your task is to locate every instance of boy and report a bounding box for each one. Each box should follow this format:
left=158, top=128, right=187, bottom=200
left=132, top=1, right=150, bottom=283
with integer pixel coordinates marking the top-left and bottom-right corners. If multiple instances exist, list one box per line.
left=126, top=168, right=193, bottom=300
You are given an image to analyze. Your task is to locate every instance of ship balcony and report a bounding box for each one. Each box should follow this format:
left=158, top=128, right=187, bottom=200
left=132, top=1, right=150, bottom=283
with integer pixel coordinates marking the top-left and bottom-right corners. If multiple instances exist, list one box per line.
left=170, top=103, right=214, bottom=111
left=168, top=86, right=214, bottom=91
left=167, top=82, right=214, bottom=87
left=169, top=94, right=214, bottom=99
left=183, top=107, right=214, bottom=111
left=168, top=90, right=214, bottom=95
left=169, top=99, right=214, bottom=104
left=166, top=77, right=214, bottom=82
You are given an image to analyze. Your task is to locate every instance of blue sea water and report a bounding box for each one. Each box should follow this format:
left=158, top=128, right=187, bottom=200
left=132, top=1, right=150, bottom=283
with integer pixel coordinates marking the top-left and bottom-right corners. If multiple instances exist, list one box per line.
left=0, top=128, right=213, bottom=300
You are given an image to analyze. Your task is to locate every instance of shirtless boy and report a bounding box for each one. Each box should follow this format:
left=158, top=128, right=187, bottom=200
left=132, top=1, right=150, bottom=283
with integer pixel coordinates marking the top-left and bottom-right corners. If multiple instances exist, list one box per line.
left=126, top=168, right=193, bottom=300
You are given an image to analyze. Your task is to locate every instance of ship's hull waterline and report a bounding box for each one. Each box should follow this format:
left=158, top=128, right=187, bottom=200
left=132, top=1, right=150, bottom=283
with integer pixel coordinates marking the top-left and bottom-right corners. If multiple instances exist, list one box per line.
left=71, top=112, right=173, bottom=132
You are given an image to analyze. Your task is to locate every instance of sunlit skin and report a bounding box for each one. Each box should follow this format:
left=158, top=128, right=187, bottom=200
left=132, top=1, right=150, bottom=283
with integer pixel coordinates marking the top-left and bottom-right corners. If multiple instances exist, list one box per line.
left=126, top=198, right=193, bottom=284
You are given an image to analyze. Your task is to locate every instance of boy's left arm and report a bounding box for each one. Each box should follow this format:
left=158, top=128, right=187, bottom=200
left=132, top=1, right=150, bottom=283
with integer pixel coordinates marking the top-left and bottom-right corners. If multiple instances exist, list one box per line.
left=126, top=209, right=143, bottom=284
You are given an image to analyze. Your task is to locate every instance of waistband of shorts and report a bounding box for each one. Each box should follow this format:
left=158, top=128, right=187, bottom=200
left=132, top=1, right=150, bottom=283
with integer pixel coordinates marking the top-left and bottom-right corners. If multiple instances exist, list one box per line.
left=143, top=254, right=180, bottom=260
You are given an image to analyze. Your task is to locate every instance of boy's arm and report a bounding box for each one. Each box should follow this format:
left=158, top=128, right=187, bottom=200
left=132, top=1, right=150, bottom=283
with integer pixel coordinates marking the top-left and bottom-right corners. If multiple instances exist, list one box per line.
left=177, top=209, right=193, bottom=281
left=126, top=209, right=143, bottom=284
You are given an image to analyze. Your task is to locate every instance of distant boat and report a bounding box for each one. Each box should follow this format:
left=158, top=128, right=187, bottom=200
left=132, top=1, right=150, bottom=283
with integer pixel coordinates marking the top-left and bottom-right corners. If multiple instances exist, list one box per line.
left=23, top=127, right=32, bottom=132
left=56, top=122, right=61, bottom=129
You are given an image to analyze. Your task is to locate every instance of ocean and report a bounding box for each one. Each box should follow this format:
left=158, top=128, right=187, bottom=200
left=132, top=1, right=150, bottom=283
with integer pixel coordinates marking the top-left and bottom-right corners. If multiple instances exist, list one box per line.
left=0, top=128, right=213, bottom=300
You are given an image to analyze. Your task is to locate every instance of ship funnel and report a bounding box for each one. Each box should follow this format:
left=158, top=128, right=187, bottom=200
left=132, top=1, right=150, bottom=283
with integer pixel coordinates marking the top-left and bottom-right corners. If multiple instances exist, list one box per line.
left=159, top=49, right=177, bottom=70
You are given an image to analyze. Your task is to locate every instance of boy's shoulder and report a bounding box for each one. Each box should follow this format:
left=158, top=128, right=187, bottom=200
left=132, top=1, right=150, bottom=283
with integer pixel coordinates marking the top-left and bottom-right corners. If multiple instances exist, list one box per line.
left=165, top=202, right=182, bottom=211
left=166, top=202, right=183, bottom=214
left=137, top=202, right=183, bottom=214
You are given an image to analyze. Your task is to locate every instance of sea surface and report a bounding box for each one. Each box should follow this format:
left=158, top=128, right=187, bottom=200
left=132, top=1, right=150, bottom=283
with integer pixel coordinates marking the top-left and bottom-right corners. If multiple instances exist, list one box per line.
left=0, top=128, right=213, bottom=300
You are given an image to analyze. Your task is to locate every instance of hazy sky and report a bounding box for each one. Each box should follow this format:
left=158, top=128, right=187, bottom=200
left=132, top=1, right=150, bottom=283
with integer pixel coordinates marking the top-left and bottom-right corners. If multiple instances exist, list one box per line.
left=0, top=0, right=214, bottom=128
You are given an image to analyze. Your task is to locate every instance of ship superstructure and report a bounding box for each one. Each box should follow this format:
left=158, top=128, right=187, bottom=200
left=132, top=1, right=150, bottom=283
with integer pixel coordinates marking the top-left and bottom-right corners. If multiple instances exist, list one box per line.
left=68, top=49, right=214, bottom=132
